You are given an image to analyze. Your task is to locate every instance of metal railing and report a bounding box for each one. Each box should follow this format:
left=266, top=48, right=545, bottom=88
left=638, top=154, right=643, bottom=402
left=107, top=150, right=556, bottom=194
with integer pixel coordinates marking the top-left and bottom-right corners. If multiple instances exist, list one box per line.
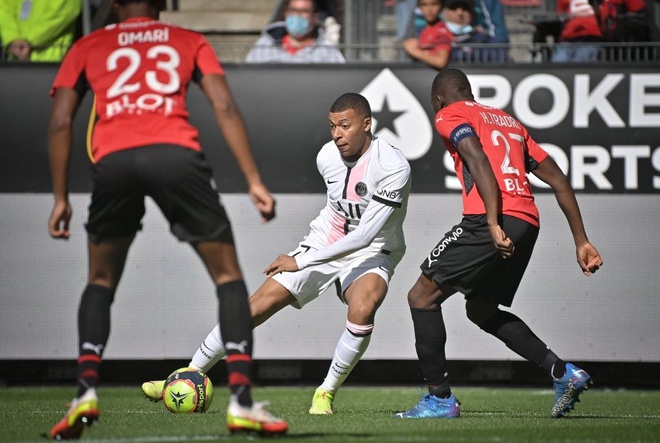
left=204, top=41, right=660, bottom=64
left=1, top=41, right=658, bottom=65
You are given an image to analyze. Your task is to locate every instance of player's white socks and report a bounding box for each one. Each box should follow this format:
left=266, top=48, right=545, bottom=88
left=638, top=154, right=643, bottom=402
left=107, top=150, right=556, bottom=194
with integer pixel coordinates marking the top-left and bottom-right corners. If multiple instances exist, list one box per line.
left=319, top=321, right=373, bottom=392
left=189, top=323, right=227, bottom=373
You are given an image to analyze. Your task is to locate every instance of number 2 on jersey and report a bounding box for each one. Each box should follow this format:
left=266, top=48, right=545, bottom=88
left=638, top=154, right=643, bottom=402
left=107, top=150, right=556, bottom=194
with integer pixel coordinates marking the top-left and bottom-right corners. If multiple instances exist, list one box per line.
left=491, top=130, right=531, bottom=194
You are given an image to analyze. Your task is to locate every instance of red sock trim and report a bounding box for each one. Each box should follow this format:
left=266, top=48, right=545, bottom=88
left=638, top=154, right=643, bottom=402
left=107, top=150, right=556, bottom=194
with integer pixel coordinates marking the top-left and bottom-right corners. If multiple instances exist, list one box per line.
left=226, top=354, right=252, bottom=363
left=80, top=369, right=99, bottom=380
left=79, top=354, right=102, bottom=364
left=228, top=373, right=252, bottom=386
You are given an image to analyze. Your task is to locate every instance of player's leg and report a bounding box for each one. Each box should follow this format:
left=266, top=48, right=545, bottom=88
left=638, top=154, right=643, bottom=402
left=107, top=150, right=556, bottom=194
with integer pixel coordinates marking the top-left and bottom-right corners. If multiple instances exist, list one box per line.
left=192, top=239, right=252, bottom=401
left=50, top=236, right=134, bottom=440
left=145, top=145, right=285, bottom=434
left=399, top=215, right=527, bottom=419
left=395, top=273, right=460, bottom=419
left=148, top=144, right=255, bottom=409
left=142, top=277, right=296, bottom=402
left=465, top=297, right=591, bottom=417
left=309, top=272, right=387, bottom=415
left=51, top=150, right=143, bottom=440
left=193, top=239, right=287, bottom=434
left=188, top=259, right=298, bottom=371
left=188, top=276, right=295, bottom=373
left=466, top=297, right=564, bottom=376
left=466, top=215, right=591, bottom=417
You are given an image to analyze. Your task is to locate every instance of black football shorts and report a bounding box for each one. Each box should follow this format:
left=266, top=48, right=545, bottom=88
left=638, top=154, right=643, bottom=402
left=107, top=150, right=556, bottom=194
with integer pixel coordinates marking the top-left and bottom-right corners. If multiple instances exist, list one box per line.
left=85, top=144, right=232, bottom=244
left=420, top=214, right=539, bottom=306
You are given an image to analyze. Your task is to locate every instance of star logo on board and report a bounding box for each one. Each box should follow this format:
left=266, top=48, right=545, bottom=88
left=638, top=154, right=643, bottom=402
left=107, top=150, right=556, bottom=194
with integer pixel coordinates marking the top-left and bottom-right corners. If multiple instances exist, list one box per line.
left=360, top=68, right=433, bottom=160
left=372, top=96, right=404, bottom=136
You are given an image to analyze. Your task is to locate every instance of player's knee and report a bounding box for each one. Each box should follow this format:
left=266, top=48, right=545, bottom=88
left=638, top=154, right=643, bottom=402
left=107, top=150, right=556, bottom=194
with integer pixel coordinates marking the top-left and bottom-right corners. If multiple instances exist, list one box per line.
left=87, top=274, right=119, bottom=290
left=407, top=273, right=442, bottom=309
left=348, top=303, right=378, bottom=325
left=407, top=285, right=438, bottom=310
left=465, top=298, right=498, bottom=327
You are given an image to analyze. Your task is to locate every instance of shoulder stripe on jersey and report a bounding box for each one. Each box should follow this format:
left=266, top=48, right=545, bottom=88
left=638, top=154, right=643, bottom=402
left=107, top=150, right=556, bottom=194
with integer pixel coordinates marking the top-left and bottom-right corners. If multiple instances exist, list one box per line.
left=373, top=195, right=401, bottom=208
left=86, top=95, right=97, bottom=163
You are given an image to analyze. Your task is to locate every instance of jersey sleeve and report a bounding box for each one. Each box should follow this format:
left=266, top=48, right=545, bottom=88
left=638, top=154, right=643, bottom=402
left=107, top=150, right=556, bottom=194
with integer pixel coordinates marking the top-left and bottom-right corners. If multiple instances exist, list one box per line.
left=294, top=159, right=410, bottom=270
left=372, top=158, right=410, bottom=208
left=50, top=41, right=88, bottom=96
left=522, top=126, right=549, bottom=173
left=435, top=107, right=476, bottom=148
left=192, top=36, right=224, bottom=82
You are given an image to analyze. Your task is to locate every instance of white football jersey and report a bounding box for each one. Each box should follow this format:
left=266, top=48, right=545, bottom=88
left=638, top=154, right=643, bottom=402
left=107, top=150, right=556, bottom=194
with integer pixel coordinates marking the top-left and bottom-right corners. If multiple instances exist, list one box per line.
left=295, top=136, right=411, bottom=270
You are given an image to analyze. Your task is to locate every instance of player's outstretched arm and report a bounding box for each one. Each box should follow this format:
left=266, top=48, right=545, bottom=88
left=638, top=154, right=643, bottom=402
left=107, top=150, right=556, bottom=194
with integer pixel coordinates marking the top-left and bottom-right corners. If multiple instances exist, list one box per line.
left=457, top=136, right=514, bottom=258
left=532, top=155, right=603, bottom=276
left=200, top=73, right=275, bottom=222
left=48, top=87, right=79, bottom=239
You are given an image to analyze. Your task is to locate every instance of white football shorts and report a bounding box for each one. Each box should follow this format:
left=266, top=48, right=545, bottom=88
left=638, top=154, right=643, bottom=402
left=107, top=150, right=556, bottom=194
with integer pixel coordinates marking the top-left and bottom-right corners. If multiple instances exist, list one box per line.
left=272, top=243, right=402, bottom=309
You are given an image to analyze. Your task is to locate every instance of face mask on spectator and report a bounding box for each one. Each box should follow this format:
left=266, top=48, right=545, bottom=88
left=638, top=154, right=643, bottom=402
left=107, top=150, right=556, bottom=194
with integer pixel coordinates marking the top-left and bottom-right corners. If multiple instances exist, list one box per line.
left=444, top=19, right=473, bottom=36
left=286, top=15, right=312, bottom=37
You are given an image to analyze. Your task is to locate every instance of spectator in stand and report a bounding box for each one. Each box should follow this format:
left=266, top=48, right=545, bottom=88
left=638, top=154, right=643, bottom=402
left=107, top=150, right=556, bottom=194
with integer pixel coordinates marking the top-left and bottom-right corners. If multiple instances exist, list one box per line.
left=314, top=0, right=342, bottom=45
left=595, top=0, right=651, bottom=46
left=410, top=0, right=509, bottom=42
left=246, top=0, right=345, bottom=63
left=473, top=0, right=509, bottom=43
left=0, top=0, right=82, bottom=61
left=552, top=0, right=603, bottom=62
left=388, top=0, right=417, bottom=41
left=403, top=0, right=509, bottom=70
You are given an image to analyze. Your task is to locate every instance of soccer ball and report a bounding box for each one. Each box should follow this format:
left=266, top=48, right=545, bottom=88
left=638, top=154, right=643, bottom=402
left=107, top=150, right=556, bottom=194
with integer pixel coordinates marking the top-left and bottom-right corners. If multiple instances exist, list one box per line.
left=162, top=367, right=214, bottom=413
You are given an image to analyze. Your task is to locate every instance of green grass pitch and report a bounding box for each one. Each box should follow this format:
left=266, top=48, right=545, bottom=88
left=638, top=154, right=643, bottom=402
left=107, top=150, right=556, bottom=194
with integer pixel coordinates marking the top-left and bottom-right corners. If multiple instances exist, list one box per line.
left=2, top=385, right=659, bottom=442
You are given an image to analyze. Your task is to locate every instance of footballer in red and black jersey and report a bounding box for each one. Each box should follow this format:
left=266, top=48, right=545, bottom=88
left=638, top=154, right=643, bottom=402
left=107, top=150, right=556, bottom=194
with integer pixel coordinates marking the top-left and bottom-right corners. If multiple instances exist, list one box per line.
left=434, top=100, right=549, bottom=227
left=51, top=17, right=223, bottom=162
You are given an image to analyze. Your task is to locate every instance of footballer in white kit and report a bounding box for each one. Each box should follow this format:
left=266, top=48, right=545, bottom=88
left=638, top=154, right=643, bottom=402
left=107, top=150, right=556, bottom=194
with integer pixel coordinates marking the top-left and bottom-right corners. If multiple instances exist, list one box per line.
left=274, top=135, right=411, bottom=308
left=141, top=92, right=411, bottom=416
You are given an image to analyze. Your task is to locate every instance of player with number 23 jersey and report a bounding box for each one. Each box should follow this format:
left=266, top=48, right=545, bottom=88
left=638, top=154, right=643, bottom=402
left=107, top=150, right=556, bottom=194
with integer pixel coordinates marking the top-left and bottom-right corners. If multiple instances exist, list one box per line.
left=52, top=17, right=221, bottom=161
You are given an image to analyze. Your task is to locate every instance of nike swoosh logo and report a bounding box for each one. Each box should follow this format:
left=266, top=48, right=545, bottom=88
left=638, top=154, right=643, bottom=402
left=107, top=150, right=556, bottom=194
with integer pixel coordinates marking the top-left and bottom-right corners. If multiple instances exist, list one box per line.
left=326, top=179, right=338, bottom=184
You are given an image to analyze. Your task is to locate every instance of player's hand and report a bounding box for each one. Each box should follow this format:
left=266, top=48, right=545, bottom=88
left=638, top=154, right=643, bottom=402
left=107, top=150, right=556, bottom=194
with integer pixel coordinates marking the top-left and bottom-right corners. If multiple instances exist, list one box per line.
left=48, top=200, right=72, bottom=239
left=489, top=224, right=515, bottom=258
left=577, top=242, right=603, bottom=276
left=8, top=39, right=30, bottom=60
left=263, top=254, right=299, bottom=276
left=249, top=182, right=276, bottom=223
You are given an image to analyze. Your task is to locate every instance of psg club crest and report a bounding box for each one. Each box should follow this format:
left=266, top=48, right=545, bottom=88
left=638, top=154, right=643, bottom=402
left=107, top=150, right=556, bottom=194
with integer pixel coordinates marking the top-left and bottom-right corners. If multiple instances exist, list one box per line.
left=355, top=182, right=367, bottom=196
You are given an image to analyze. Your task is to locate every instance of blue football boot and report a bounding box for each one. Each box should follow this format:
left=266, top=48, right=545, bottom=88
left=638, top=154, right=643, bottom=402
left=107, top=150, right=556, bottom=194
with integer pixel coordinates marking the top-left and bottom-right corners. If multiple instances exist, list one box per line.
left=394, top=393, right=460, bottom=419
left=552, top=363, right=592, bottom=418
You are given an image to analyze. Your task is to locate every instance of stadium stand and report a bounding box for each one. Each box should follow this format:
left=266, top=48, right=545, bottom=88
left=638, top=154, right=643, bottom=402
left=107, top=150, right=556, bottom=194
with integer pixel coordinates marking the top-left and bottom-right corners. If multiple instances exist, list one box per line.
left=1, top=0, right=658, bottom=64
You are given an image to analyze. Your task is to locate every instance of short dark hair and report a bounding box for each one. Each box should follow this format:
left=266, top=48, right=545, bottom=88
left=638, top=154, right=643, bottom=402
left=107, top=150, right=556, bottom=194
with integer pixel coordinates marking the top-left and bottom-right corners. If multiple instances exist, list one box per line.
left=329, top=93, right=371, bottom=119
left=444, top=0, right=474, bottom=12
left=432, top=68, right=472, bottom=96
